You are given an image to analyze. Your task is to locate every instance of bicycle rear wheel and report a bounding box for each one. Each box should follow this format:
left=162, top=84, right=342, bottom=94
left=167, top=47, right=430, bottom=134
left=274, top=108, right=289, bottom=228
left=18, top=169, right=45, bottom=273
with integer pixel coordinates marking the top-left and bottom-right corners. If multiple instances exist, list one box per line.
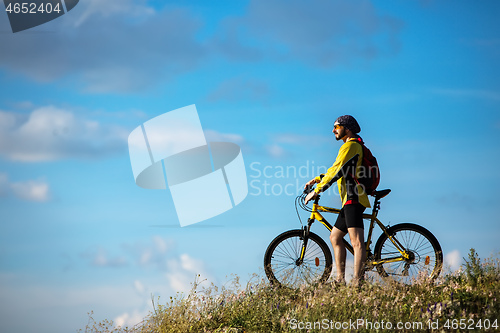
left=374, top=223, right=443, bottom=284
left=264, top=229, right=332, bottom=288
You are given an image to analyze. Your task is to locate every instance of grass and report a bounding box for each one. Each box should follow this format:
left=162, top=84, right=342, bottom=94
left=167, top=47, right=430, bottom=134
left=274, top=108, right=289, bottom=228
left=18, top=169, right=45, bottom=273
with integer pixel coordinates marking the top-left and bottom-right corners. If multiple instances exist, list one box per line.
left=80, top=248, right=499, bottom=332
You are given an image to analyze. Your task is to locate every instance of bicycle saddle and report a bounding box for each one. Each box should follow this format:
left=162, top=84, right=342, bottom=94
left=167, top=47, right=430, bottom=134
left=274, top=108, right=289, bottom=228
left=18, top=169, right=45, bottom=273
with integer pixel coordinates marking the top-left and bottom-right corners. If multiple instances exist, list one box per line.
left=372, top=189, right=391, bottom=199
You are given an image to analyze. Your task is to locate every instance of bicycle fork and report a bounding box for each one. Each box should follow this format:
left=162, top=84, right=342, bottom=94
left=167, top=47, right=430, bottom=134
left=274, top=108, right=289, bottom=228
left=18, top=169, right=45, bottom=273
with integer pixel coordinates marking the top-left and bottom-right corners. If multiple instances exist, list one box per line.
left=296, top=219, right=314, bottom=266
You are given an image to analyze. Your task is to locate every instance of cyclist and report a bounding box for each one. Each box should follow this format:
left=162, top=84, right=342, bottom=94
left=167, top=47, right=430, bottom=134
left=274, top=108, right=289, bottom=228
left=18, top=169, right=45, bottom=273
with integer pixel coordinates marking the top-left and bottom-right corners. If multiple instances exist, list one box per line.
left=304, top=115, right=370, bottom=287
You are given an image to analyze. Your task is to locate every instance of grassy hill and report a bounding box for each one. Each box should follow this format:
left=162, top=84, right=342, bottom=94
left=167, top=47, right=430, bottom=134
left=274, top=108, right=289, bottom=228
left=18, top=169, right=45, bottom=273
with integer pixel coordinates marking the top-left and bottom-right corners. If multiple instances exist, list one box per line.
left=81, top=249, right=499, bottom=332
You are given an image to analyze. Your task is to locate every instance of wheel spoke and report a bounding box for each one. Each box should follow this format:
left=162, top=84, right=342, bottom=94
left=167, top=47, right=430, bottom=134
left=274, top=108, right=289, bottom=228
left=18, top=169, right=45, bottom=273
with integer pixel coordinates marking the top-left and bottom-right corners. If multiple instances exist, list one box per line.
left=265, top=231, right=332, bottom=288
left=375, top=224, right=442, bottom=284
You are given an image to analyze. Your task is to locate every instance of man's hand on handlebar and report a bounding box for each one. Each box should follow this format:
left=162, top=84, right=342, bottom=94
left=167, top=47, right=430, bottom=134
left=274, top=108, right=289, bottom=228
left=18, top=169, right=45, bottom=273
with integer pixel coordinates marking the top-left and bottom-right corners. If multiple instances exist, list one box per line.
left=303, top=178, right=317, bottom=191
left=303, top=178, right=319, bottom=204
left=304, top=191, right=318, bottom=205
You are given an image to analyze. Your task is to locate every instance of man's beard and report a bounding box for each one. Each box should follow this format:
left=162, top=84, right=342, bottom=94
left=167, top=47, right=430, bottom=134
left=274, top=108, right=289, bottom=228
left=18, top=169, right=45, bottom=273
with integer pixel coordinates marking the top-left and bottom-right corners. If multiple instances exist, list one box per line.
left=335, top=128, right=345, bottom=141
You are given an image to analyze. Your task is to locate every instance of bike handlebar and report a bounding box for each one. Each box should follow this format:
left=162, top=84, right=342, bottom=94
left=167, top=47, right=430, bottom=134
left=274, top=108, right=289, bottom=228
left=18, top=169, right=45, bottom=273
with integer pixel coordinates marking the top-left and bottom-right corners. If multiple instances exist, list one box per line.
left=303, top=184, right=314, bottom=194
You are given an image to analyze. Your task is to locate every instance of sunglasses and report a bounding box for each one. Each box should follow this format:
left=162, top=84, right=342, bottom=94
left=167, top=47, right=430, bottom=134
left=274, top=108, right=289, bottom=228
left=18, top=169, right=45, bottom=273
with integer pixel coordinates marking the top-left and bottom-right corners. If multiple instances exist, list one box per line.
left=333, top=124, right=343, bottom=130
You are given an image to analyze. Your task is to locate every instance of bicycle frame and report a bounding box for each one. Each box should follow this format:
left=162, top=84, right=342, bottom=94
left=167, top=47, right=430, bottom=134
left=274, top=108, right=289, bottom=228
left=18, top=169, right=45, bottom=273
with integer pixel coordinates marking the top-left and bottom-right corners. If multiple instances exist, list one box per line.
left=298, top=195, right=410, bottom=267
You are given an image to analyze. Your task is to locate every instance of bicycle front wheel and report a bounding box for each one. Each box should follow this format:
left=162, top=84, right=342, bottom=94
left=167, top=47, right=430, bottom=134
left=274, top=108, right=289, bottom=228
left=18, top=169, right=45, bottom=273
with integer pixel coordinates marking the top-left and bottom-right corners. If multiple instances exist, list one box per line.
left=374, top=223, right=443, bottom=284
left=264, top=229, right=332, bottom=288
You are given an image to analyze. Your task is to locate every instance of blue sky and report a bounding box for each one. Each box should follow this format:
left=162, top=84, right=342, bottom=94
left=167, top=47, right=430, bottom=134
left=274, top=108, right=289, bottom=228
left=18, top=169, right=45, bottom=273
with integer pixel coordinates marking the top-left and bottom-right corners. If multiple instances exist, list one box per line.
left=1, top=0, right=499, bottom=332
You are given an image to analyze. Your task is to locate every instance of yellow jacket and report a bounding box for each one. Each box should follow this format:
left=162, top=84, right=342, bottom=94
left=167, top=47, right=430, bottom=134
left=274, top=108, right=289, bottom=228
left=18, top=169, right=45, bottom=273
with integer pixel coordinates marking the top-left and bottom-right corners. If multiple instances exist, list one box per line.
left=314, top=138, right=371, bottom=208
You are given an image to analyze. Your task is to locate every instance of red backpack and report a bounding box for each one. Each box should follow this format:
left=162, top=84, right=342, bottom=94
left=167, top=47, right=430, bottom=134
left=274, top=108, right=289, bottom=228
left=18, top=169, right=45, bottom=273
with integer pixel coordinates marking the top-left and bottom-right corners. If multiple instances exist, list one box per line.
left=351, top=138, right=380, bottom=195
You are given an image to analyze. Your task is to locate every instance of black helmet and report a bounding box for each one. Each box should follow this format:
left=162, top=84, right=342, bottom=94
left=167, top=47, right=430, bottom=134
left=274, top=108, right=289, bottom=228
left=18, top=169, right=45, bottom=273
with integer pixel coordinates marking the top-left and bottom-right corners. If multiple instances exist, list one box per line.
left=334, top=115, right=361, bottom=134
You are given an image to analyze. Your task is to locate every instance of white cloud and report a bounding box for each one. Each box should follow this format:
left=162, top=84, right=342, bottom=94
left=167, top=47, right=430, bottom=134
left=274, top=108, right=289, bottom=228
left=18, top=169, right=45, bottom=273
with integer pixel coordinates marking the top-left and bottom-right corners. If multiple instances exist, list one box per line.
left=10, top=179, right=50, bottom=202
left=1, top=239, right=214, bottom=332
left=91, top=248, right=128, bottom=268
left=81, top=248, right=128, bottom=268
left=265, top=144, right=287, bottom=158
left=114, top=309, right=148, bottom=329
left=0, top=2, right=204, bottom=93
left=204, top=129, right=245, bottom=144
left=123, top=236, right=173, bottom=268
left=444, top=249, right=461, bottom=272
left=0, top=173, right=9, bottom=196
left=77, top=240, right=213, bottom=328
left=166, top=254, right=213, bottom=293
left=134, top=280, right=145, bottom=294
left=0, top=0, right=402, bottom=93
left=263, top=133, right=328, bottom=158
left=82, top=236, right=174, bottom=270
left=152, top=236, right=169, bottom=255
left=0, top=107, right=128, bottom=162
left=0, top=172, right=51, bottom=202
left=73, top=0, right=155, bottom=27
left=0, top=277, right=148, bottom=333
left=114, top=279, right=153, bottom=329
left=0, top=110, right=17, bottom=129
left=255, top=133, right=333, bottom=159
left=215, top=0, right=403, bottom=67
left=102, top=250, right=214, bottom=328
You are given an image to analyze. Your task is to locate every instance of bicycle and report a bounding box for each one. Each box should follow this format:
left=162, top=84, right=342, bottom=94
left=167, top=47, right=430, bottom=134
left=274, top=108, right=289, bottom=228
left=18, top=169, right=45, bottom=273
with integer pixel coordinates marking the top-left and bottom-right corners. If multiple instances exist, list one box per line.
left=264, top=186, right=443, bottom=288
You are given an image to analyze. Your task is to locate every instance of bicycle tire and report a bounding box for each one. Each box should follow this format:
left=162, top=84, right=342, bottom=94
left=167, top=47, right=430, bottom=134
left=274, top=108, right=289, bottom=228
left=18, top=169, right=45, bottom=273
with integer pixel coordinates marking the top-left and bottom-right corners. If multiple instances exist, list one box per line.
left=374, top=223, right=443, bottom=284
left=264, top=229, right=332, bottom=288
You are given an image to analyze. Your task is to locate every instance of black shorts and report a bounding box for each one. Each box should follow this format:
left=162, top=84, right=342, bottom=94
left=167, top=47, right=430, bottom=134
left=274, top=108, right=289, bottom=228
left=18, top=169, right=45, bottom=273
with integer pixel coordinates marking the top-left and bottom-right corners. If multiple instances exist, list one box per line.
left=334, top=203, right=366, bottom=233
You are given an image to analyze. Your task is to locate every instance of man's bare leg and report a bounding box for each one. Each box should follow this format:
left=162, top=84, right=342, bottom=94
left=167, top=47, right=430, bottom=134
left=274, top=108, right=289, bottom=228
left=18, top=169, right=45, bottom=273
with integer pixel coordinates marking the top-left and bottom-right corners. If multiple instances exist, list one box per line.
left=347, top=227, right=366, bottom=285
left=330, top=226, right=347, bottom=283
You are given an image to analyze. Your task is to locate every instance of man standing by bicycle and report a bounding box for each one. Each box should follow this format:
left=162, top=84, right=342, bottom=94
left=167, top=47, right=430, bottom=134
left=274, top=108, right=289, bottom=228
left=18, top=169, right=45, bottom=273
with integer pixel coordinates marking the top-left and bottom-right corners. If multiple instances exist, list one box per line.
left=304, top=115, right=370, bottom=287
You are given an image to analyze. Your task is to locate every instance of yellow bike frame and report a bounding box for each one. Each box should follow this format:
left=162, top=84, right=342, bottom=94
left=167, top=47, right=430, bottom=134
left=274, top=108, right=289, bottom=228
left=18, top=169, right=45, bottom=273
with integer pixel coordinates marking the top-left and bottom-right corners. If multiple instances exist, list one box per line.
left=300, top=195, right=410, bottom=267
